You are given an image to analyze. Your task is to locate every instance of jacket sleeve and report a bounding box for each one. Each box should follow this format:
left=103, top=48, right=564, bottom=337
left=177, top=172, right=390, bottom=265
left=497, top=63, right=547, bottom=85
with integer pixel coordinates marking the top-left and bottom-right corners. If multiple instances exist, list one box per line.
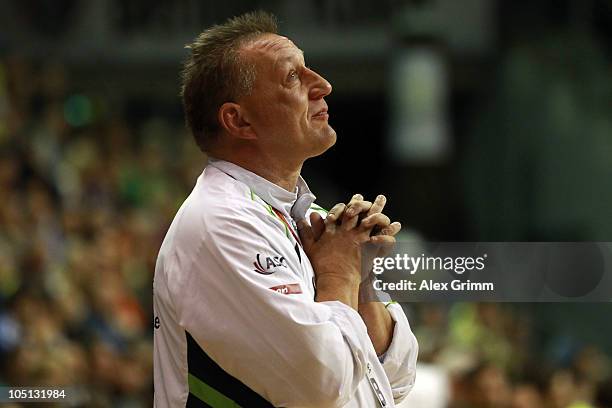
left=172, top=201, right=378, bottom=407
left=309, top=204, right=420, bottom=404
left=379, top=303, right=419, bottom=404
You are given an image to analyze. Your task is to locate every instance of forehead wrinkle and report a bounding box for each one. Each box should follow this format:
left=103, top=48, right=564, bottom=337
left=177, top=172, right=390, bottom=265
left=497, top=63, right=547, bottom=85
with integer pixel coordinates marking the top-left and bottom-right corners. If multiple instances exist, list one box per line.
left=263, top=35, right=298, bottom=50
left=248, top=35, right=303, bottom=56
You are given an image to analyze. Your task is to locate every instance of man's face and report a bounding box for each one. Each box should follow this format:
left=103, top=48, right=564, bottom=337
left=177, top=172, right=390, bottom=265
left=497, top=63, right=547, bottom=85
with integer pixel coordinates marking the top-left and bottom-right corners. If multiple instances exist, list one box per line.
left=238, top=34, right=336, bottom=161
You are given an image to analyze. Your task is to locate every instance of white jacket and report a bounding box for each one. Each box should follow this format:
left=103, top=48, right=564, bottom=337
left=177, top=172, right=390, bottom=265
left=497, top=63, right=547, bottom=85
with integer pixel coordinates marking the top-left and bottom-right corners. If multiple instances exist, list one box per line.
left=153, top=159, right=418, bottom=407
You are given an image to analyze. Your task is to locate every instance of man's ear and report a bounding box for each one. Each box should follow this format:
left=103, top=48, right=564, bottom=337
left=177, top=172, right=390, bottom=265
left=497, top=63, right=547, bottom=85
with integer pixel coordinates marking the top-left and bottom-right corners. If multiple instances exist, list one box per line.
left=218, top=102, right=257, bottom=140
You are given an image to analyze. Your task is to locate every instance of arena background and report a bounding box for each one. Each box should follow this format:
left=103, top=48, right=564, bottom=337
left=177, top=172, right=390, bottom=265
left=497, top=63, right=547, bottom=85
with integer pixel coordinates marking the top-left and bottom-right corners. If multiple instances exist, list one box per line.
left=1, top=0, right=611, bottom=407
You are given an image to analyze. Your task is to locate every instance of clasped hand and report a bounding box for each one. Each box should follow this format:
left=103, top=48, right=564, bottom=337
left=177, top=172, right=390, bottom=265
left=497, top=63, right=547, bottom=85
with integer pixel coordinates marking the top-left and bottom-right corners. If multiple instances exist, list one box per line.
left=298, top=194, right=401, bottom=289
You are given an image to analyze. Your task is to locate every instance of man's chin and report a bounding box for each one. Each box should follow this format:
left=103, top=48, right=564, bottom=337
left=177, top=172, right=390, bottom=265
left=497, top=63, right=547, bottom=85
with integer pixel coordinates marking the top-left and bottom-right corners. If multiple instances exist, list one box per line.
left=308, top=129, right=337, bottom=158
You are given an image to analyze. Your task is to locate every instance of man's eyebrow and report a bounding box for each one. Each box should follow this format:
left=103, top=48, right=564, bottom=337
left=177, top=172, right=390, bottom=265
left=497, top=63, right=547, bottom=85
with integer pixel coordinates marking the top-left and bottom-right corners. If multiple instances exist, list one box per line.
left=275, top=51, right=305, bottom=67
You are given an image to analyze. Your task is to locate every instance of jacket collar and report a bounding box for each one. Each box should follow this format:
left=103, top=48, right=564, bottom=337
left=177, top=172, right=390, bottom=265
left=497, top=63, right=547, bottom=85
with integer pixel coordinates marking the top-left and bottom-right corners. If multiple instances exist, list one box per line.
left=208, top=158, right=316, bottom=221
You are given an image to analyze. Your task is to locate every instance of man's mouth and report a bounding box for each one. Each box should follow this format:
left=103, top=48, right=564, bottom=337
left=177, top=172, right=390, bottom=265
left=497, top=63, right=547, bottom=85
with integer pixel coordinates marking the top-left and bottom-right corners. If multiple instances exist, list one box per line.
left=312, top=108, right=329, bottom=119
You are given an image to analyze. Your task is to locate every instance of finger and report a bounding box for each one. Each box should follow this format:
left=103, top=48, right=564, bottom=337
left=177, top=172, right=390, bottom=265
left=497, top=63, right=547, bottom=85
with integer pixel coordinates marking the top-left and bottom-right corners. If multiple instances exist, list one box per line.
left=297, top=219, right=315, bottom=251
left=342, top=200, right=373, bottom=230
left=325, top=203, right=346, bottom=227
left=370, top=234, right=396, bottom=244
left=377, top=221, right=402, bottom=237
left=370, top=235, right=397, bottom=257
left=366, top=194, right=387, bottom=216
left=335, top=194, right=360, bottom=231
left=310, top=212, right=325, bottom=241
left=343, top=193, right=363, bottom=219
left=360, top=213, right=391, bottom=231
left=342, top=195, right=370, bottom=219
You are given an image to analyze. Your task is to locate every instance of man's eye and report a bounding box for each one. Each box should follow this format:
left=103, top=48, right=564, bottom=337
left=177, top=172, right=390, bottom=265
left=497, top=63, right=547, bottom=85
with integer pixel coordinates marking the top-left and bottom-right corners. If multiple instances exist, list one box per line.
left=288, top=70, right=298, bottom=80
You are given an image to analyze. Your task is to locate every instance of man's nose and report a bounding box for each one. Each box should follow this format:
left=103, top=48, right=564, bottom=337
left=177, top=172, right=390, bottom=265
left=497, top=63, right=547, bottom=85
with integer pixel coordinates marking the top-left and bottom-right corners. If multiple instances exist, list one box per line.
left=306, top=68, right=332, bottom=99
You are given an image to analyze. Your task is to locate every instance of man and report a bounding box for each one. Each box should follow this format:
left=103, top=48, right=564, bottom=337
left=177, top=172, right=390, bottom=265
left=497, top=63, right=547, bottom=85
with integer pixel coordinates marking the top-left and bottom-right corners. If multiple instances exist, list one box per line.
left=154, top=11, right=418, bottom=407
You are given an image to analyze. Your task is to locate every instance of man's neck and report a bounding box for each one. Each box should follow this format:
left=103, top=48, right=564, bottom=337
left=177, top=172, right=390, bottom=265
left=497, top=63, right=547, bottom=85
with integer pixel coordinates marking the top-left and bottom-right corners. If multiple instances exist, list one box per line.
left=212, top=154, right=302, bottom=192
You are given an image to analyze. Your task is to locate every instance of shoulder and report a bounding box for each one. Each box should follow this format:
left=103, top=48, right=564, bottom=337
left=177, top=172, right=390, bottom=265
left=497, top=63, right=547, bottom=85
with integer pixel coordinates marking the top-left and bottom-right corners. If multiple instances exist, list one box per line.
left=157, top=167, right=281, bottom=278
left=174, top=166, right=280, bottom=242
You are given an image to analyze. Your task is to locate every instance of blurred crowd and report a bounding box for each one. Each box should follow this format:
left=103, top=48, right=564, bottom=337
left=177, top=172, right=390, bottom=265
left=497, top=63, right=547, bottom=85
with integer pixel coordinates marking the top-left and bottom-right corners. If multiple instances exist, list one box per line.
left=1, top=56, right=611, bottom=407
left=405, top=303, right=612, bottom=408
left=0, top=57, right=202, bottom=406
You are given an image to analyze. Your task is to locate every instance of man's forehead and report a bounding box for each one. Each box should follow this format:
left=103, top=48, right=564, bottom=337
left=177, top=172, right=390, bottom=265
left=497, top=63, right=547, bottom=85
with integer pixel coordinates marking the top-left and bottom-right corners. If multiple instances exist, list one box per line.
left=243, top=34, right=304, bottom=58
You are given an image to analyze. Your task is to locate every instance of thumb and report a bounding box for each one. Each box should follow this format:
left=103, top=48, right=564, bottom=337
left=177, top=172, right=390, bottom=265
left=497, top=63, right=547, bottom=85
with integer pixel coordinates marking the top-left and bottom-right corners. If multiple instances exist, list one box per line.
left=310, top=212, right=325, bottom=241
left=297, top=219, right=315, bottom=251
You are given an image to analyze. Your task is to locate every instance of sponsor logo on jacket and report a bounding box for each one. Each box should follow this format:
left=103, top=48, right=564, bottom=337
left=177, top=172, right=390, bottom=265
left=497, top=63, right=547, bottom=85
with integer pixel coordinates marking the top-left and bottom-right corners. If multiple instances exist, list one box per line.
left=269, top=283, right=302, bottom=295
left=253, top=253, right=288, bottom=274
